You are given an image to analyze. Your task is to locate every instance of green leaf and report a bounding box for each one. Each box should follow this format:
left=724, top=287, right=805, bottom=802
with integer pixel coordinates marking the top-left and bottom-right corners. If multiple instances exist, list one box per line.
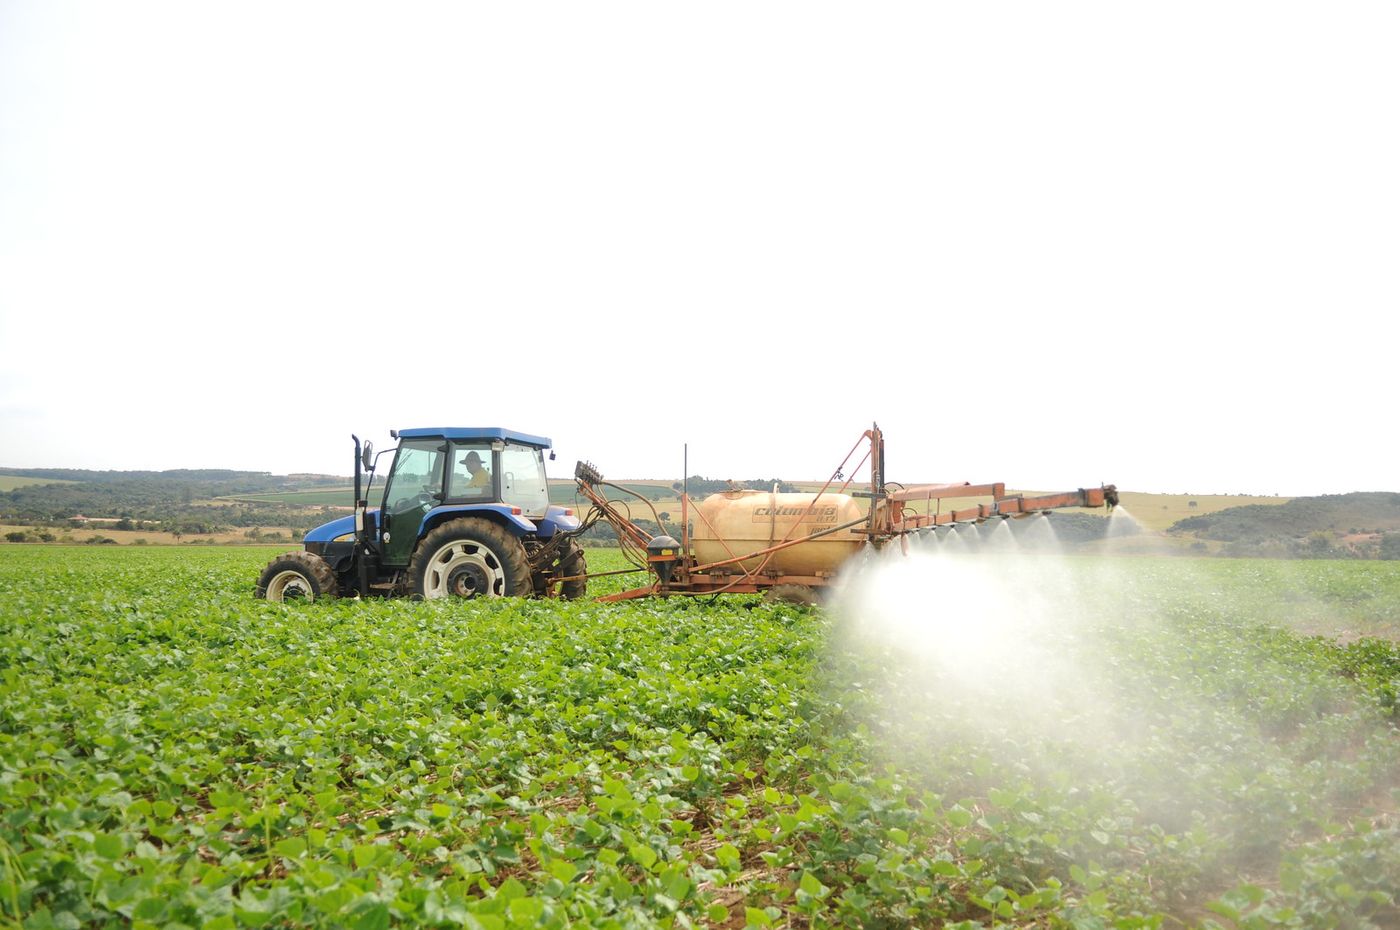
left=93, top=833, right=126, bottom=859
left=496, top=878, right=528, bottom=902
left=629, top=843, right=658, bottom=870
left=945, top=807, right=973, bottom=829
left=273, top=836, right=306, bottom=858
left=745, top=906, right=774, bottom=928
left=548, top=859, right=578, bottom=883
left=352, top=903, right=390, bottom=930
left=1205, top=899, right=1240, bottom=921
left=715, top=843, right=741, bottom=870
left=664, top=871, right=692, bottom=902
left=132, top=896, right=166, bottom=921
left=313, top=886, right=359, bottom=915
left=508, top=897, right=544, bottom=922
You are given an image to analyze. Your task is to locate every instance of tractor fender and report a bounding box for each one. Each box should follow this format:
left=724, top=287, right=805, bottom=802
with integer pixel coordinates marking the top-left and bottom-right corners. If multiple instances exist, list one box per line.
left=534, top=505, right=581, bottom=539
left=417, top=505, right=536, bottom=540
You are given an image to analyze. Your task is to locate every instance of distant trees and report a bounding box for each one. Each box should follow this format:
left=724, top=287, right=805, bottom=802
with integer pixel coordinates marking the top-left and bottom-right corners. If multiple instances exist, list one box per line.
left=673, top=476, right=799, bottom=496
left=3, top=530, right=55, bottom=543
left=0, top=468, right=344, bottom=525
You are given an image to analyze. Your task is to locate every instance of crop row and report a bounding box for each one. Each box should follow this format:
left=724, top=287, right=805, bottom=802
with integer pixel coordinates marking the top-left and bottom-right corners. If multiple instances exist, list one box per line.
left=0, top=547, right=1397, bottom=928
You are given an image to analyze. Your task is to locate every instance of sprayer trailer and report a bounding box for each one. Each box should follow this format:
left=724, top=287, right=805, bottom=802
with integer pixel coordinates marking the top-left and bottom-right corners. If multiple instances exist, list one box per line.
left=255, top=428, right=587, bottom=602
left=571, top=424, right=1117, bottom=603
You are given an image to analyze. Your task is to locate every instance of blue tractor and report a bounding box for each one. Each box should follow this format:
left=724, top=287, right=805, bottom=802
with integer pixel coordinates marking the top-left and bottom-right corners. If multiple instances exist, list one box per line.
left=255, top=428, right=586, bottom=601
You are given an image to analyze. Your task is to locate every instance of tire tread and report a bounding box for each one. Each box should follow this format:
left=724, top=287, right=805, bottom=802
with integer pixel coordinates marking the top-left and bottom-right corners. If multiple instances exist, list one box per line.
left=255, top=550, right=339, bottom=600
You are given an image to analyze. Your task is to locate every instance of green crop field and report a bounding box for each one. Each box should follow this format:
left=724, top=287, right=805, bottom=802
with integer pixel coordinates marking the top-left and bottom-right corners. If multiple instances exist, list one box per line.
left=221, top=489, right=359, bottom=508
left=1, top=548, right=1397, bottom=928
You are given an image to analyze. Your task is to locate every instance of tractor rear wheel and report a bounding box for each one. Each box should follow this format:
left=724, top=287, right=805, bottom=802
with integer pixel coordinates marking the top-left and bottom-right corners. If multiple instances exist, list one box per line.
left=557, top=539, right=588, bottom=600
left=256, top=551, right=340, bottom=602
left=409, top=518, right=531, bottom=600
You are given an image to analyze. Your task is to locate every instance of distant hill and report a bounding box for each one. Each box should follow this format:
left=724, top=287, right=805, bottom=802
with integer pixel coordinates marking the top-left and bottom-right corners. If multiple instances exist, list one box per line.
left=2, top=467, right=275, bottom=485
left=8, top=463, right=1398, bottom=560
left=1168, top=492, right=1400, bottom=559
left=0, top=467, right=348, bottom=534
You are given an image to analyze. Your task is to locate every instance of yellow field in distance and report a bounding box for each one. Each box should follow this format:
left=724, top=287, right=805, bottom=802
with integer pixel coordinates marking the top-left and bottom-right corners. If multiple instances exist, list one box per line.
left=0, top=476, right=78, bottom=492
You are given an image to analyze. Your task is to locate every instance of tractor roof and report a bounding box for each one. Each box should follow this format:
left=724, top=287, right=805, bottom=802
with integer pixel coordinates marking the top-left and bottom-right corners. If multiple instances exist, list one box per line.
left=396, top=427, right=552, bottom=448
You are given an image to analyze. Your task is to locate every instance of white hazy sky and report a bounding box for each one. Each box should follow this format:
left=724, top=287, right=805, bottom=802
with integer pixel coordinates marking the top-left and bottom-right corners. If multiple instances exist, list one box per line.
left=1, top=2, right=1396, bottom=496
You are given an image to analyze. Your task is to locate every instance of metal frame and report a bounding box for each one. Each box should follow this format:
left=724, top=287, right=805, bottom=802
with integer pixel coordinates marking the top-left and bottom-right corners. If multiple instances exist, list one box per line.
left=572, top=424, right=1117, bottom=602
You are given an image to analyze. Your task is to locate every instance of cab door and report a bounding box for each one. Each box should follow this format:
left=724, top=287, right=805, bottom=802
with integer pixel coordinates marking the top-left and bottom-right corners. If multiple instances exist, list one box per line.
left=379, top=439, right=446, bottom=567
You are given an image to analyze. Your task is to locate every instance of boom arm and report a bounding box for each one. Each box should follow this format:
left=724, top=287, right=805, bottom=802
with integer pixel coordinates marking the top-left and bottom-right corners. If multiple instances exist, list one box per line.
left=876, top=481, right=1118, bottom=532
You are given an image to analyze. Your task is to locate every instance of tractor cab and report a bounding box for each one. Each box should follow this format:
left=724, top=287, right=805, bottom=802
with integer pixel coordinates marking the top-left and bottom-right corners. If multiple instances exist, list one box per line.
left=376, top=428, right=554, bottom=567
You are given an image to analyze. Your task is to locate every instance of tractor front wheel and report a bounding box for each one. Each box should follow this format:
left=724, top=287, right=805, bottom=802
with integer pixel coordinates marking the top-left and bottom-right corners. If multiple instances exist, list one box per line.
left=256, top=551, right=340, bottom=602
left=409, top=518, right=531, bottom=600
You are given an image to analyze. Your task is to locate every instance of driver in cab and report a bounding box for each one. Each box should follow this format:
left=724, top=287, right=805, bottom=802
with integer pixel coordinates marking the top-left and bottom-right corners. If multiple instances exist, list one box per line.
left=460, top=451, right=490, bottom=494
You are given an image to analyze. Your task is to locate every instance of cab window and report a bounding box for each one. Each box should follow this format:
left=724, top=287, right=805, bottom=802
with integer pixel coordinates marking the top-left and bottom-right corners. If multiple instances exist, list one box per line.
left=447, top=442, right=494, bottom=499
left=500, top=443, right=549, bottom=516
left=383, top=441, right=444, bottom=512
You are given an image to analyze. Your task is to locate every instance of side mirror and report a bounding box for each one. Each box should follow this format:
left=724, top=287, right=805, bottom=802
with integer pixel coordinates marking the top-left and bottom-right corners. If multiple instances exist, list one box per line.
left=361, top=441, right=375, bottom=472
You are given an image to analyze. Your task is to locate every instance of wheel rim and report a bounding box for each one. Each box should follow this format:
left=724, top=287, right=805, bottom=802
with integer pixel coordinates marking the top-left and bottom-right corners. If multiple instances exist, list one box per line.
left=266, top=569, right=314, bottom=602
left=423, top=541, right=505, bottom=599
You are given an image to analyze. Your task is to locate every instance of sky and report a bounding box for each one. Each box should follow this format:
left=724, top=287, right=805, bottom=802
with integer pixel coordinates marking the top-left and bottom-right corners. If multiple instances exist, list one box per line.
left=1, top=2, right=1396, bottom=496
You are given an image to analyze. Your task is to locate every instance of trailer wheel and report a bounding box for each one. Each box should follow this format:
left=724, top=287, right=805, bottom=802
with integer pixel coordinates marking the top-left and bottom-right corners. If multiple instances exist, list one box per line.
left=256, top=551, right=340, bottom=602
left=763, top=584, right=819, bottom=607
left=409, top=518, right=531, bottom=600
left=557, top=539, right=588, bottom=600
